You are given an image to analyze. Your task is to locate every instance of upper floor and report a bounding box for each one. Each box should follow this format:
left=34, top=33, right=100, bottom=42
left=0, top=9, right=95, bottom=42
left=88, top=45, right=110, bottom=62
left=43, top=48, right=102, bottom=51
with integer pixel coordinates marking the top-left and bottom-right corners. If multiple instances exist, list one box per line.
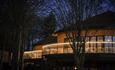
left=24, top=29, right=115, bottom=59
left=24, top=11, right=115, bottom=60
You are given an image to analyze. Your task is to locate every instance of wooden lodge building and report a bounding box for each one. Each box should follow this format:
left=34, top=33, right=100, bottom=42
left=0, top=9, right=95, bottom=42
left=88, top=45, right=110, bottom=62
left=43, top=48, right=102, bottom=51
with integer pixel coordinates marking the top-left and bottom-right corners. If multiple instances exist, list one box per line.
left=24, top=11, right=115, bottom=70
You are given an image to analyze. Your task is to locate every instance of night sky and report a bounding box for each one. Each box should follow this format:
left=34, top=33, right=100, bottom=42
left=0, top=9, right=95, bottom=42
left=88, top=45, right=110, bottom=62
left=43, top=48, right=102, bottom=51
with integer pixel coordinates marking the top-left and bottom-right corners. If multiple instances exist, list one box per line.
left=27, top=0, right=115, bottom=46
left=32, top=0, right=115, bottom=31
left=0, top=0, right=115, bottom=50
left=0, top=0, right=115, bottom=49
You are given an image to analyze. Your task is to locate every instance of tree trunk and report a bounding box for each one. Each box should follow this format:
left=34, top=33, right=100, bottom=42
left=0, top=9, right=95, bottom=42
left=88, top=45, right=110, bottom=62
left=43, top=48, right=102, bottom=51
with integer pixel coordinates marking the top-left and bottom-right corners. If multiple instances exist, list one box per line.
left=11, top=31, right=20, bottom=70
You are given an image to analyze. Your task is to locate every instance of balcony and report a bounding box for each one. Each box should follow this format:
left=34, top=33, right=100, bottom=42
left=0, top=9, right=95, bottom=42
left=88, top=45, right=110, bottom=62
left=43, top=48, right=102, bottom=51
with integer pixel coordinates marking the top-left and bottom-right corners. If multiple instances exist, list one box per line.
left=24, top=50, right=42, bottom=59
left=24, top=36, right=115, bottom=60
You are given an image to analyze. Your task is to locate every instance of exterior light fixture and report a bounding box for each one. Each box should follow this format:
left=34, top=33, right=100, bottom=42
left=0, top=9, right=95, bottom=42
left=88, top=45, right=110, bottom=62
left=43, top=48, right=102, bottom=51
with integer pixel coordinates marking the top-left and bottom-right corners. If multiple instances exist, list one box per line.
left=74, top=66, right=77, bottom=70
left=107, top=39, right=110, bottom=42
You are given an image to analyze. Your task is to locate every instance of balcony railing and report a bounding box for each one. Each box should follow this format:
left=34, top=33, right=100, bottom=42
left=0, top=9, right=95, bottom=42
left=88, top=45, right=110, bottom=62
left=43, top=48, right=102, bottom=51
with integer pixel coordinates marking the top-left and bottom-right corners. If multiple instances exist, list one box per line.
left=43, top=41, right=115, bottom=54
left=24, top=50, right=42, bottom=59
left=24, top=41, right=115, bottom=59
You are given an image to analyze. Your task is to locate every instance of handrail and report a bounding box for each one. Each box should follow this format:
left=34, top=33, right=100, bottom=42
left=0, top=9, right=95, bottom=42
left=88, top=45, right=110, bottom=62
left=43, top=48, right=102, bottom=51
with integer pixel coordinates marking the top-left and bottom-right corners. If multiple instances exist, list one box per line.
left=24, top=41, right=115, bottom=59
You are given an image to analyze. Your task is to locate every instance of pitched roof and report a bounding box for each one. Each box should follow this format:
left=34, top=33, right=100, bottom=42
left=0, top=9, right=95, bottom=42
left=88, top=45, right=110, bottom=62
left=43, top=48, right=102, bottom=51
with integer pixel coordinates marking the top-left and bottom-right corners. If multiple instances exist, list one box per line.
left=56, top=11, right=115, bottom=33
left=83, top=11, right=115, bottom=29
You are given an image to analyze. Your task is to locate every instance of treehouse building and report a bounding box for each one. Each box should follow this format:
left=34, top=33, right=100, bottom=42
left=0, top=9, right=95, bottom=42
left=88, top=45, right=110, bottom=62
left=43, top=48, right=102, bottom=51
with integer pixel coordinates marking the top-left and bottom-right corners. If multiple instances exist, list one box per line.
left=24, top=11, right=115, bottom=70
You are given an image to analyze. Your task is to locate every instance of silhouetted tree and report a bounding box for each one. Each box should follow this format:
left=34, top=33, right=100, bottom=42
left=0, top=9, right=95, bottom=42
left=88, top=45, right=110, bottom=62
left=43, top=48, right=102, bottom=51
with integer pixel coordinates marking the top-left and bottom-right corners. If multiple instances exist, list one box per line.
left=0, top=0, right=43, bottom=70
left=60, top=0, right=100, bottom=70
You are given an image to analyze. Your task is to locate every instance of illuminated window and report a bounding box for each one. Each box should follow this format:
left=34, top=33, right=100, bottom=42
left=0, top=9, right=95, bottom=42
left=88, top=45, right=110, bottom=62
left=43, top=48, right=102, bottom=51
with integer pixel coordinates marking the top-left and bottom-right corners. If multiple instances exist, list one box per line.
left=44, top=48, right=50, bottom=54
left=85, top=37, right=90, bottom=53
left=64, top=44, right=73, bottom=53
left=68, top=48, right=73, bottom=53
left=64, top=44, right=69, bottom=53
left=113, top=36, right=115, bottom=53
left=64, top=38, right=73, bottom=53
left=89, top=37, right=96, bottom=53
left=50, top=48, right=57, bottom=54
left=104, top=36, right=112, bottom=53
left=97, top=36, right=104, bottom=53
left=57, top=47, right=63, bottom=53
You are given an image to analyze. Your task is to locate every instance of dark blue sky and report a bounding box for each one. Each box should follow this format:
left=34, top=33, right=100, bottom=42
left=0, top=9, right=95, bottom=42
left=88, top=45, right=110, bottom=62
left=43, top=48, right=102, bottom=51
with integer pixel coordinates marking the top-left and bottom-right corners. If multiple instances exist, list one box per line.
left=27, top=0, right=115, bottom=48
left=33, top=0, right=115, bottom=31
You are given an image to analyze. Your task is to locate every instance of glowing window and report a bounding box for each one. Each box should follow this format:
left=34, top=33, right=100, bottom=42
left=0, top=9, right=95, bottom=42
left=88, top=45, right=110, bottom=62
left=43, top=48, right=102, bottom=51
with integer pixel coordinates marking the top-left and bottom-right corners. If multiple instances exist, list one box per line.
left=97, top=36, right=104, bottom=53
left=104, top=36, right=112, bottom=53
left=113, top=36, right=115, bottom=53
left=89, top=37, right=96, bottom=53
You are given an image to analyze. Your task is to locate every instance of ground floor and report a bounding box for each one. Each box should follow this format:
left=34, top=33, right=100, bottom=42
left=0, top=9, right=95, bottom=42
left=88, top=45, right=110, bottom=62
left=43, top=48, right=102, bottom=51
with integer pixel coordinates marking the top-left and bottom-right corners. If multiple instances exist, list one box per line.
left=24, top=53, right=115, bottom=70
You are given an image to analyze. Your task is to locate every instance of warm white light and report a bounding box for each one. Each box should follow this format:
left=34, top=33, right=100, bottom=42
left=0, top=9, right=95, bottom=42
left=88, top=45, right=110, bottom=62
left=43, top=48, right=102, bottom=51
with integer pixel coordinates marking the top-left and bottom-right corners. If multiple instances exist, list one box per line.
left=107, top=39, right=110, bottom=42
left=24, top=41, right=115, bottom=59
left=43, top=42, right=70, bottom=48
left=24, top=50, right=42, bottom=59
left=24, top=50, right=42, bottom=54
left=74, top=66, right=77, bottom=70
left=43, top=42, right=115, bottom=48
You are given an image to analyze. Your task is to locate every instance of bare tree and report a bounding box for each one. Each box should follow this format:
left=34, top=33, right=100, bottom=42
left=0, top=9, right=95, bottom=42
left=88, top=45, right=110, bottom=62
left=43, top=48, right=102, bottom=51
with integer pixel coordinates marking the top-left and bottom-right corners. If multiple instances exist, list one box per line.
left=56, top=0, right=100, bottom=70
left=0, top=0, right=44, bottom=70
